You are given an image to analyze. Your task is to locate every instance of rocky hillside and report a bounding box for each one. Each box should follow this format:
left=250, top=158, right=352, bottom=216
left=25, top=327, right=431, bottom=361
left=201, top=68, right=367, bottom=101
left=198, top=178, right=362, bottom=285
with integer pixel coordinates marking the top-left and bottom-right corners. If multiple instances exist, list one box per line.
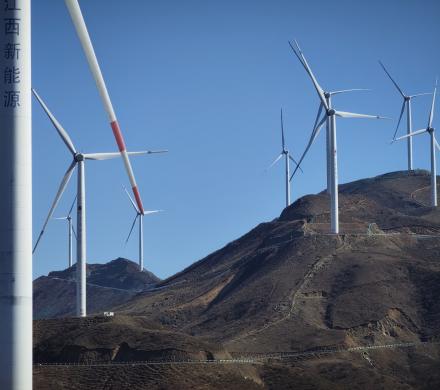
left=34, top=171, right=440, bottom=389
left=33, top=258, right=160, bottom=319
left=112, top=171, right=440, bottom=352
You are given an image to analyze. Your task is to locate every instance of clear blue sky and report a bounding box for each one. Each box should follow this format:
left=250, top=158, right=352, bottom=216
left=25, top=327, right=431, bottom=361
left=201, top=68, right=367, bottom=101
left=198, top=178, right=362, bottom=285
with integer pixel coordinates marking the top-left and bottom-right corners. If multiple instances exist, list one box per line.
left=32, top=0, right=440, bottom=280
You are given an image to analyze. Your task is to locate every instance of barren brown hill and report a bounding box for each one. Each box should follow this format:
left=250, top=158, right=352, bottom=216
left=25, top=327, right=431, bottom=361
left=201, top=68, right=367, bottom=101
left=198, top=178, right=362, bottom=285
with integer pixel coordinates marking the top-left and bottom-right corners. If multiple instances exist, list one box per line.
left=33, top=258, right=160, bottom=319
left=113, top=170, right=440, bottom=352
left=33, top=315, right=230, bottom=364
left=34, top=170, right=440, bottom=389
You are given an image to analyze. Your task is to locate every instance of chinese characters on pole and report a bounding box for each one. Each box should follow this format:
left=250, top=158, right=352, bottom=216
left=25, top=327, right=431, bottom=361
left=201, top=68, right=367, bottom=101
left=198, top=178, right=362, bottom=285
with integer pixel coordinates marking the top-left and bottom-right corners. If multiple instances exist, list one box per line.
left=3, top=1, right=22, bottom=108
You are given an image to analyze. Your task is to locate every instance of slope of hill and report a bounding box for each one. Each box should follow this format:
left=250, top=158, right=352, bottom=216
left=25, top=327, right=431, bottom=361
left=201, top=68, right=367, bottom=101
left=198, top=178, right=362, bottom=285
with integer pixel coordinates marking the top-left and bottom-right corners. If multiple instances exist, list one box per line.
left=113, top=171, right=440, bottom=352
left=33, top=258, right=160, bottom=319
left=34, top=171, right=440, bottom=389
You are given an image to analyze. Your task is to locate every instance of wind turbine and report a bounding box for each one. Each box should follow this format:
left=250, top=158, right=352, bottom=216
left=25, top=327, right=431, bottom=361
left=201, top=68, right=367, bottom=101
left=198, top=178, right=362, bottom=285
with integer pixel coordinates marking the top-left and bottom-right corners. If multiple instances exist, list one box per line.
left=32, top=89, right=166, bottom=317
left=268, top=108, right=302, bottom=207
left=54, top=196, right=77, bottom=268
left=395, top=80, right=438, bottom=207
left=65, top=0, right=147, bottom=217
left=379, top=61, right=431, bottom=172
left=0, top=2, right=32, bottom=388
left=288, top=40, right=389, bottom=234
left=123, top=186, right=162, bottom=271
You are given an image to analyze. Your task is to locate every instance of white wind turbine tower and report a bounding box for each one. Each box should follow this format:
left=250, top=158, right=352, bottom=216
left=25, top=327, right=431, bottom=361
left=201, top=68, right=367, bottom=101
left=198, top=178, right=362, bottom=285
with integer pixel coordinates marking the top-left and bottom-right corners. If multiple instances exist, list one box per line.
left=54, top=197, right=77, bottom=268
left=288, top=40, right=389, bottom=234
left=379, top=61, right=431, bottom=172
left=395, top=80, right=438, bottom=207
left=0, top=2, right=32, bottom=388
left=32, top=89, right=165, bottom=317
left=268, top=108, right=302, bottom=207
left=123, top=186, right=162, bottom=271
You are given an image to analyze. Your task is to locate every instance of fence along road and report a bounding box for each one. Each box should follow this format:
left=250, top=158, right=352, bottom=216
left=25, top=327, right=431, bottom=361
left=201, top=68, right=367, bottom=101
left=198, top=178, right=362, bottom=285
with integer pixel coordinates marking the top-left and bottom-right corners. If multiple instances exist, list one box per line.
left=35, top=341, right=439, bottom=367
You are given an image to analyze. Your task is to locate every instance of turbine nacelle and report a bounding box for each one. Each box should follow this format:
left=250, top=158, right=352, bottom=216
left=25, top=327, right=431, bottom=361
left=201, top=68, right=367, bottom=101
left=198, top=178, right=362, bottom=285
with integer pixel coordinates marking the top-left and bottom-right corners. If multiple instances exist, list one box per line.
left=74, top=153, right=85, bottom=162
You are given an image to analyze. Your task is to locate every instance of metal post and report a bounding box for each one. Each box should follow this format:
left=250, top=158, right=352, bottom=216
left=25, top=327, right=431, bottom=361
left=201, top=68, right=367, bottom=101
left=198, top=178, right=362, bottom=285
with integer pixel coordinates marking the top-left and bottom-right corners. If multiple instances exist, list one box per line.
left=139, top=215, right=143, bottom=271
left=407, top=99, right=413, bottom=172
left=0, top=1, right=33, bottom=389
left=326, top=96, right=331, bottom=194
left=430, top=130, right=437, bottom=207
left=76, top=159, right=86, bottom=316
left=285, top=152, right=290, bottom=207
left=68, top=217, right=73, bottom=267
left=330, top=113, right=339, bottom=234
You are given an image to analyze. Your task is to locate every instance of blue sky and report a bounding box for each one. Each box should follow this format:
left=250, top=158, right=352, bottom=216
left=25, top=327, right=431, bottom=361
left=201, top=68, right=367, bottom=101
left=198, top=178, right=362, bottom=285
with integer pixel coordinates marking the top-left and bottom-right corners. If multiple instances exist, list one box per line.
left=32, top=0, right=440, bottom=280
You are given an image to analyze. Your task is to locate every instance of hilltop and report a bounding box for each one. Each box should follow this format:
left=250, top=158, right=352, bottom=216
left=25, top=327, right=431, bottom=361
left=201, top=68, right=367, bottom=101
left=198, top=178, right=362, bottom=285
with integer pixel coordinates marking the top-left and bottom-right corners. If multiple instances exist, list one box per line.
left=34, top=171, right=440, bottom=389
left=33, top=258, right=160, bottom=319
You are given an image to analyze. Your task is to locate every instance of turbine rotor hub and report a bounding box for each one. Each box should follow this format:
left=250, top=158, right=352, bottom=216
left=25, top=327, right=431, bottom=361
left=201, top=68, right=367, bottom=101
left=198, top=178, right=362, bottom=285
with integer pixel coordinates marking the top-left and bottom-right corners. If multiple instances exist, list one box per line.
left=404, top=96, right=410, bottom=101
left=324, top=91, right=331, bottom=98
left=74, top=153, right=84, bottom=162
left=327, top=108, right=336, bottom=116
left=428, top=127, right=434, bottom=134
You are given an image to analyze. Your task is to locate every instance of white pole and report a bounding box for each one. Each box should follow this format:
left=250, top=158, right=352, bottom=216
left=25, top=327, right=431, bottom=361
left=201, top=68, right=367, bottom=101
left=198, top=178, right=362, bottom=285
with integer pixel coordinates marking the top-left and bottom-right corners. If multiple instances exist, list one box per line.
left=330, top=112, right=339, bottom=234
left=326, top=96, right=331, bottom=194
left=430, top=130, right=437, bottom=207
left=407, top=99, right=413, bottom=172
left=0, top=1, right=33, bottom=389
left=76, top=158, right=86, bottom=316
left=139, top=214, right=144, bottom=271
left=285, top=152, right=290, bottom=207
left=68, top=217, right=73, bottom=268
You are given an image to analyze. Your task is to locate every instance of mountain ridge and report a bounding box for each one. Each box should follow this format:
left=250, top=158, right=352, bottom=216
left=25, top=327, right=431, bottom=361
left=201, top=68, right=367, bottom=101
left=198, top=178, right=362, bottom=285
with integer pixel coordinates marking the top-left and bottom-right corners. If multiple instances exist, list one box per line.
left=33, top=258, right=160, bottom=319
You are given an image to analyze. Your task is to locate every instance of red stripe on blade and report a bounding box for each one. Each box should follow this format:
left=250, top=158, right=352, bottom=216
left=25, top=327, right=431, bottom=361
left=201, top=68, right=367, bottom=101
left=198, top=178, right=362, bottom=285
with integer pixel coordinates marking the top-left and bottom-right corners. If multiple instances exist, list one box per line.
left=132, top=186, right=144, bottom=214
left=111, top=121, right=126, bottom=152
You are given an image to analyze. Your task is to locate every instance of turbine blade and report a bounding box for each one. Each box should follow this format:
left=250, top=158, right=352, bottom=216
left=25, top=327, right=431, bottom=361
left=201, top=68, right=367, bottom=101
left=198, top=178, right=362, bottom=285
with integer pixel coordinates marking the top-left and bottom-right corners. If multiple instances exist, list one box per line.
left=329, top=88, right=371, bottom=95
left=287, top=40, right=308, bottom=73
left=142, top=150, right=169, bottom=154
left=125, top=215, right=138, bottom=245
left=144, top=210, right=163, bottom=215
left=312, top=103, right=324, bottom=132
left=289, top=155, right=303, bottom=173
left=84, top=150, right=168, bottom=160
left=53, top=217, right=68, bottom=220
left=33, top=161, right=77, bottom=253
left=392, top=101, right=406, bottom=140
left=65, top=0, right=145, bottom=214
left=394, top=128, right=427, bottom=141
left=281, top=108, right=285, bottom=151
left=84, top=152, right=121, bottom=161
left=435, top=137, right=440, bottom=152
left=428, top=79, right=437, bottom=128
left=123, top=185, right=139, bottom=214
left=68, top=195, right=77, bottom=217
left=288, top=40, right=328, bottom=110
left=334, top=111, right=390, bottom=120
left=378, top=61, right=406, bottom=98
left=409, top=92, right=432, bottom=98
left=32, top=89, right=77, bottom=155
left=72, top=225, right=78, bottom=241
left=267, top=153, right=283, bottom=170
left=290, top=114, right=327, bottom=180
